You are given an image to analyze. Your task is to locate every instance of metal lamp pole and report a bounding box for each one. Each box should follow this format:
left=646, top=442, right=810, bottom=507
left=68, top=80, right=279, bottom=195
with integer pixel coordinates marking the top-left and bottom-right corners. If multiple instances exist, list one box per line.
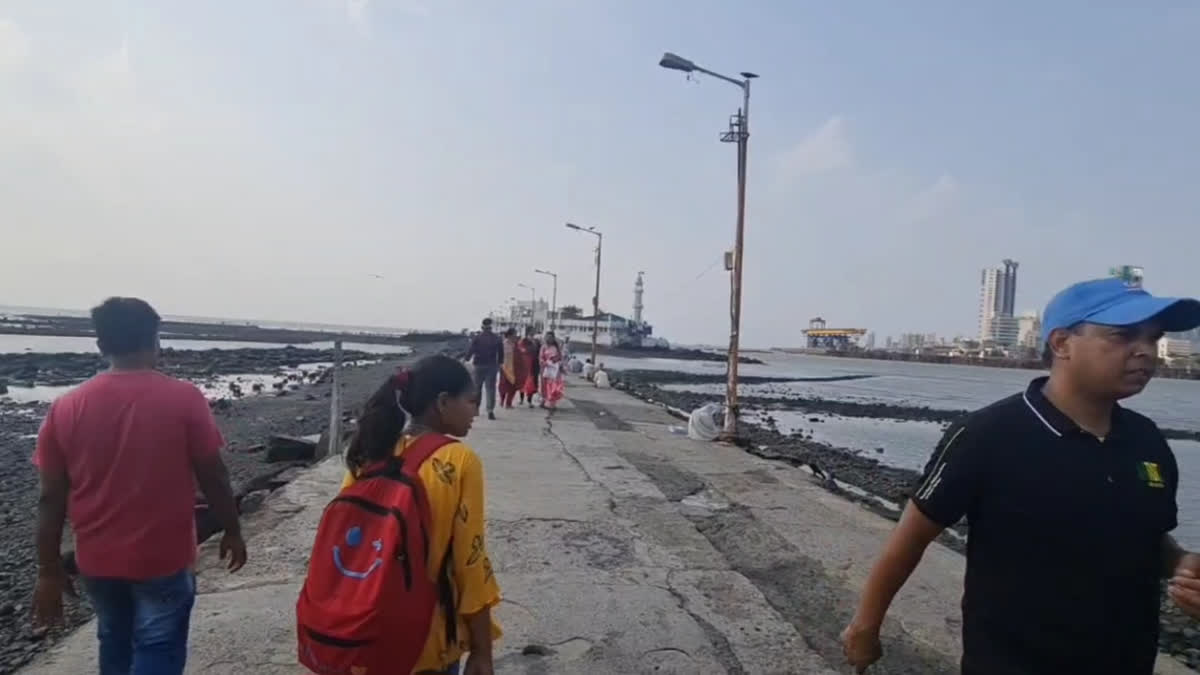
left=517, top=283, right=537, bottom=331
left=535, top=269, right=558, bottom=331
left=565, top=222, right=602, bottom=370
left=659, top=51, right=757, bottom=441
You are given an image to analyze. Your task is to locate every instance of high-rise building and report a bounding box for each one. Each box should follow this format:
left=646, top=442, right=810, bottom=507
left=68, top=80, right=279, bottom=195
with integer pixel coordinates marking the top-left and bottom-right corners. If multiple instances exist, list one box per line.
left=979, top=259, right=1019, bottom=347
left=633, top=272, right=645, bottom=324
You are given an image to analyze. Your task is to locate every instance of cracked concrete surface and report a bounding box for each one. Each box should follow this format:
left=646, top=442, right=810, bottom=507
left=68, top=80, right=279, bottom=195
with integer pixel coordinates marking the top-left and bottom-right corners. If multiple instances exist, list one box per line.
left=19, top=384, right=1191, bottom=674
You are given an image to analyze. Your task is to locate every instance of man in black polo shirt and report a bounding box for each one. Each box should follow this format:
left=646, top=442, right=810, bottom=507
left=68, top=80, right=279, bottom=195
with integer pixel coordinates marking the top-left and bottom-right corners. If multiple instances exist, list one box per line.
left=842, top=278, right=1200, bottom=674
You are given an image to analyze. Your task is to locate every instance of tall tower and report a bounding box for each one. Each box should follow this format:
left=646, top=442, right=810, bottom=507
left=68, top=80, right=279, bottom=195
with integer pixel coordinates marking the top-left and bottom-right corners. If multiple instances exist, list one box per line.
left=633, top=272, right=645, bottom=324
left=979, top=259, right=1019, bottom=346
left=1001, top=259, right=1018, bottom=316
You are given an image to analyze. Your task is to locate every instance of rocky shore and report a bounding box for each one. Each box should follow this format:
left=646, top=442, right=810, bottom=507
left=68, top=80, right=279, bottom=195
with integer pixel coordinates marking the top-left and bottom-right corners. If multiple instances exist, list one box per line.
left=610, top=367, right=1200, bottom=670
left=0, top=340, right=462, bottom=673
left=818, top=348, right=1200, bottom=381
left=0, top=312, right=460, bottom=348
left=590, top=344, right=765, bottom=365
left=0, top=346, right=394, bottom=390
left=616, top=369, right=1200, bottom=442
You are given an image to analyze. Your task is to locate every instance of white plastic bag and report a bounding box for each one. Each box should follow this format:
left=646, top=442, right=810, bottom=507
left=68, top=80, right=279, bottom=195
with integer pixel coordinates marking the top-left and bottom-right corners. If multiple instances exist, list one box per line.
left=687, top=402, right=724, bottom=441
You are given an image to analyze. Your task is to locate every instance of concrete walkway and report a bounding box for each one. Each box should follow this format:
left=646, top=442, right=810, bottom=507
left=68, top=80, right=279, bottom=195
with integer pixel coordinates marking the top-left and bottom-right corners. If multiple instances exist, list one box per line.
left=21, top=384, right=1194, bottom=674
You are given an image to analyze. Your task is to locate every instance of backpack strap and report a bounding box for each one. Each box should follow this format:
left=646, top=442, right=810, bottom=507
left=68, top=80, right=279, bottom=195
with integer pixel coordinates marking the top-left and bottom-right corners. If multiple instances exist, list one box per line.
left=360, top=433, right=461, bottom=645
left=397, top=433, right=455, bottom=475
left=401, top=434, right=460, bottom=646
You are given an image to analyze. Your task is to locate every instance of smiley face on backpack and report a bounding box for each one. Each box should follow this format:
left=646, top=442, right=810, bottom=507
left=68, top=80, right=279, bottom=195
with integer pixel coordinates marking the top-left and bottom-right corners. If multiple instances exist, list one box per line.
left=332, top=526, right=385, bottom=580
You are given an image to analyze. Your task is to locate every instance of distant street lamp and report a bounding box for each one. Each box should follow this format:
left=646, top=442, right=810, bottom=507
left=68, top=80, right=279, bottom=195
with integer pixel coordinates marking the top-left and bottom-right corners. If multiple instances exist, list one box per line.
left=517, top=283, right=537, bottom=331
left=565, top=222, right=602, bottom=370
left=659, top=51, right=758, bottom=441
left=535, top=269, right=559, bottom=331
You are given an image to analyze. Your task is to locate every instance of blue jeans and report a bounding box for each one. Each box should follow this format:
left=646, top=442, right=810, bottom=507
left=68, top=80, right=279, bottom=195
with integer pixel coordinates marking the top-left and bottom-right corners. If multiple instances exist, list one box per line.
left=82, top=570, right=196, bottom=675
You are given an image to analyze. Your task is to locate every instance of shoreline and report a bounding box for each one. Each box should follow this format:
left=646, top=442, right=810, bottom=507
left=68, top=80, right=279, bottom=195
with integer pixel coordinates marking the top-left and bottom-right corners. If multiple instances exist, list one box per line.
left=0, top=339, right=464, bottom=673
left=0, top=312, right=459, bottom=347
left=812, top=348, right=1200, bottom=381
left=589, top=344, right=765, bottom=365
left=619, top=369, right=1200, bottom=442
left=0, top=346, right=403, bottom=391
left=608, top=368, right=1200, bottom=668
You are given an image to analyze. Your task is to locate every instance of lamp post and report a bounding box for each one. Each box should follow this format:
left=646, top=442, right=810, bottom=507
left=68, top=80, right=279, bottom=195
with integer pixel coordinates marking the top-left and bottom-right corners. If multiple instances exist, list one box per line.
left=565, top=222, right=602, bottom=371
left=516, top=283, right=537, bottom=331
left=659, top=51, right=757, bottom=441
left=535, top=269, right=558, bottom=331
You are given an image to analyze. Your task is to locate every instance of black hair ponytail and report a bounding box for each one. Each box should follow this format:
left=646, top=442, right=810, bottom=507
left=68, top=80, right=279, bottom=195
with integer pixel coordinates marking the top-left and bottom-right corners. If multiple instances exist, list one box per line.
left=344, top=355, right=474, bottom=472
left=344, top=370, right=409, bottom=472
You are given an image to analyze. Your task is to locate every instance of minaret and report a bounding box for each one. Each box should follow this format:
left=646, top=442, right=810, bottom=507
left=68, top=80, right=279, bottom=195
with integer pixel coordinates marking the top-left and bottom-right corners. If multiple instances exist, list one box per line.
left=633, top=272, right=645, bottom=324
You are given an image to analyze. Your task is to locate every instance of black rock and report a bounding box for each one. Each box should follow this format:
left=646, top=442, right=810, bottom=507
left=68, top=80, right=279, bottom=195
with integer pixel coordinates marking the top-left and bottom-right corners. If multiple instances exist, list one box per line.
left=265, top=435, right=318, bottom=463
left=238, top=490, right=270, bottom=515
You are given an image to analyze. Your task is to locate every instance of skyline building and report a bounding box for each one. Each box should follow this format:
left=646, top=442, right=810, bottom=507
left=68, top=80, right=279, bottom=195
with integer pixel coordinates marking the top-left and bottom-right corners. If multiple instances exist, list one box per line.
left=979, top=259, right=1019, bottom=347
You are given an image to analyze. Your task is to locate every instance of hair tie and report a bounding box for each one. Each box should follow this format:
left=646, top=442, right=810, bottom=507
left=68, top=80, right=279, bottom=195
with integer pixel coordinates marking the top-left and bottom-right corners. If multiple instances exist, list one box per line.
left=392, top=369, right=411, bottom=410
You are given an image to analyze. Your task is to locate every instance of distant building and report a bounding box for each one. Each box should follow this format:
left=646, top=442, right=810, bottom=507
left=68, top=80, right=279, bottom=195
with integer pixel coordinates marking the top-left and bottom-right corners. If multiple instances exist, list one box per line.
left=1109, top=265, right=1144, bottom=288
left=988, top=316, right=1020, bottom=350
left=519, top=273, right=662, bottom=349
left=1168, top=326, right=1200, bottom=346
left=509, top=299, right=550, bottom=329
left=1159, top=337, right=1193, bottom=365
left=865, top=331, right=876, bottom=350
left=979, top=259, right=1019, bottom=348
left=1017, top=312, right=1042, bottom=351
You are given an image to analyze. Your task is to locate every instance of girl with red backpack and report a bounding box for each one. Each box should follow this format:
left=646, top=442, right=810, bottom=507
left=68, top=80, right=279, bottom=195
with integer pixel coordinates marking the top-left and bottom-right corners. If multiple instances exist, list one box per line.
left=297, top=355, right=501, bottom=675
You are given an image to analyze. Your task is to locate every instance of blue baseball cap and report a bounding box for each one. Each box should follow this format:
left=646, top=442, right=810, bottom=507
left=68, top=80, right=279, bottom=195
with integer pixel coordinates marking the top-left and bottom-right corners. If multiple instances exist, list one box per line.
left=1040, top=278, right=1200, bottom=345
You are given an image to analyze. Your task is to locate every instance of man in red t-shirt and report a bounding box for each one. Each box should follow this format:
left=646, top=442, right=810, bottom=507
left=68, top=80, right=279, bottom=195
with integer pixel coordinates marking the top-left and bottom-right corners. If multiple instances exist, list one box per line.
left=31, top=297, right=247, bottom=675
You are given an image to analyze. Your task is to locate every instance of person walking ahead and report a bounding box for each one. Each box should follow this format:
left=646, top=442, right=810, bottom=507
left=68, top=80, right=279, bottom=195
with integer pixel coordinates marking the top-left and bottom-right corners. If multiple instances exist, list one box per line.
left=32, top=297, right=246, bottom=675
left=463, top=318, right=503, bottom=420
left=842, top=278, right=1200, bottom=675
left=338, top=356, right=502, bottom=675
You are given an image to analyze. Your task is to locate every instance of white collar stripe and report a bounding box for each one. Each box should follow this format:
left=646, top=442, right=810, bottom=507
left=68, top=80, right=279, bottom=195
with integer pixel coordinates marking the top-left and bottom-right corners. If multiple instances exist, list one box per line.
left=1022, top=391, right=1063, bottom=437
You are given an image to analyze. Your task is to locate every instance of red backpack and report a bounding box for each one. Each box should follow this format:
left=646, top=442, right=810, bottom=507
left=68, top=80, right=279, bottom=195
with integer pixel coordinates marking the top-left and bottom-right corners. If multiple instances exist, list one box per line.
left=297, top=433, right=457, bottom=675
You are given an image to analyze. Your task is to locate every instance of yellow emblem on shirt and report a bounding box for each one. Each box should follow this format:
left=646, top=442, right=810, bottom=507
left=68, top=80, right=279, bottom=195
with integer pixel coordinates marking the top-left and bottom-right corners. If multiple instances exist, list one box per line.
left=1138, top=461, right=1164, bottom=488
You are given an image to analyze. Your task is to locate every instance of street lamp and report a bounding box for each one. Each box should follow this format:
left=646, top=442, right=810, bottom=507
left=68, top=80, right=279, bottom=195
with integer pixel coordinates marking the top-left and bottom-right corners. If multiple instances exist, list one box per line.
left=565, top=222, right=602, bottom=370
left=534, top=269, right=558, bottom=331
left=516, top=284, right=537, bottom=331
left=659, top=51, right=758, bottom=441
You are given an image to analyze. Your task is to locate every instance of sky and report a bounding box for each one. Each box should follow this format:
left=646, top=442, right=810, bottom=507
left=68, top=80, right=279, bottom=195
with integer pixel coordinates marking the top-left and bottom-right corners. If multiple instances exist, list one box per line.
left=2, top=1, right=1198, bottom=347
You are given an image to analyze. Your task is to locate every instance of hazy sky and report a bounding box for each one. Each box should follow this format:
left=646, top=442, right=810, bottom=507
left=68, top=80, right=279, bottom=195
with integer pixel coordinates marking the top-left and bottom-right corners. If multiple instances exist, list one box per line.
left=2, top=1, right=1198, bottom=346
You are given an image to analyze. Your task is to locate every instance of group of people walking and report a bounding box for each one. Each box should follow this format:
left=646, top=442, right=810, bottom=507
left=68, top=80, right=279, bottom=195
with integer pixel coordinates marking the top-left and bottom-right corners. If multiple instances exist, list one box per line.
left=29, top=277, right=1200, bottom=675
left=463, top=318, right=567, bottom=418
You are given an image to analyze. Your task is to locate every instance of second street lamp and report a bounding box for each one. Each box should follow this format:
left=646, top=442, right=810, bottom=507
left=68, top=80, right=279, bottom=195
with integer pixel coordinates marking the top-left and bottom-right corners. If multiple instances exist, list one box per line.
left=535, top=269, right=558, bottom=331
left=517, top=283, right=537, bottom=331
left=659, top=51, right=757, bottom=441
left=565, top=222, right=602, bottom=371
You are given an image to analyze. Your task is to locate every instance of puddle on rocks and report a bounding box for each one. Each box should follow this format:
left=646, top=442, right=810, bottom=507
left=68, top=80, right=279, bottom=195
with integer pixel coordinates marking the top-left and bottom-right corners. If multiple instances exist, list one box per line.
left=1, top=360, right=377, bottom=404
left=750, top=409, right=946, bottom=473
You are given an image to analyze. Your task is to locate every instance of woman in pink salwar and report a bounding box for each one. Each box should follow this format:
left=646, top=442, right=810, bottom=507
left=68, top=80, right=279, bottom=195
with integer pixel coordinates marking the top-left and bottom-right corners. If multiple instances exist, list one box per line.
left=539, top=332, right=566, bottom=409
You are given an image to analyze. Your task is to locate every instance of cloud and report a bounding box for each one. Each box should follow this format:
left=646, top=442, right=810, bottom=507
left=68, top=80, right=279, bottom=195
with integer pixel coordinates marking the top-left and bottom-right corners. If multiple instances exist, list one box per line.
left=774, top=115, right=853, bottom=178
left=345, top=0, right=371, bottom=33
left=897, top=173, right=959, bottom=225
left=0, top=19, right=31, bottom=73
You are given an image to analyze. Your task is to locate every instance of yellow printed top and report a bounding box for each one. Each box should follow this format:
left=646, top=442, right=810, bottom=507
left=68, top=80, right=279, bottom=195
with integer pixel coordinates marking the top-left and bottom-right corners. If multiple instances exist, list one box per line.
left=341, top=435, right=503, bottom=671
